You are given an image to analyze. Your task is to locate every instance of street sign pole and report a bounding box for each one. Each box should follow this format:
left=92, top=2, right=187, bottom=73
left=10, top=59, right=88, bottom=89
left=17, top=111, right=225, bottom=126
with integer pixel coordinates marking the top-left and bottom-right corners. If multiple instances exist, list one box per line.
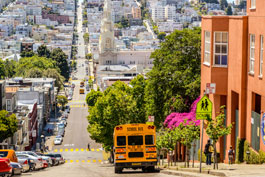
left=199, top=120, right=204, bottom=173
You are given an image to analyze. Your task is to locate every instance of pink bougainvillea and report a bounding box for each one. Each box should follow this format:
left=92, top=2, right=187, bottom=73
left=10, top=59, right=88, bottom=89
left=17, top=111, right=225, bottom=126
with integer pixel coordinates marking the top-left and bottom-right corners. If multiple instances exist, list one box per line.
left=164, top=97, right=201, bottom=129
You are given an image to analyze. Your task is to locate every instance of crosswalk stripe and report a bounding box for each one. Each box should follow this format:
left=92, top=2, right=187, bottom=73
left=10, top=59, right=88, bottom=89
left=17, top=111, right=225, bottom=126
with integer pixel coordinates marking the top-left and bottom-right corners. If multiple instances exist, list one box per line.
left=63, top=160, right=104, bottom=163
left=70, top=148, right=74, bottom=151
left=70, top=160, right=73, bottom=163
left=60, top=149, right=63, bottom=152
left=93, top=160, right=96, bottom=163
left=81, top=148, right=84, bottom=151
left=87, top=160, right=90, bottom=162
left=96, top=149, right=99, bottom=152
left=82, top=160, right=85, bottom=162
left=86, top=148, right=89, bottom=151
left=75, top=148, right=79, bottom=151
left=76, top=160, right=79, bottom=162
left=65, top=160, right=68, bottom=163
left=91, top=149, right=95, bottom=151
left=54, top=149, right=58, bottom=152
left=65, top=149, right=68, bottom=152
left=98, top=160, right=102, bottom=162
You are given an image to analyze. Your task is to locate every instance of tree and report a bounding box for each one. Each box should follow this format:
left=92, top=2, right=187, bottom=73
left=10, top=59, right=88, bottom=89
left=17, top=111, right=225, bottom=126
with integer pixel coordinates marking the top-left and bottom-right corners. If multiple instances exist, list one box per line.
left=145, top=27, right=201, bottom=129
left=37, top=45, right=51, bottom=58
left=0, top=59, right=6, bottom=79
left=0, top=110, right=18, bottom=143
left=88, top=79, right=93, bottom=89
left=43, top=68, right=65, bottom=90
left=206, top=106, right=232, bottom=169
left=51, top=48, right=70, bottom=80
left=56, top=95, right=68, bottom=110
left=82, top=20, right=88, bottom=26
left=25, top=68, right=43, bottom=78
left=157, top=32, right=166, bottom=41
left=20, top=50, right=35, bottom=58
left=85, top=53, right=92, bottom=60
left=4, top=59, right=17, bottom=78
left=226, top=5, right=232, bottom=15
left=83, top=33, right=90, bottom=44
left=153, top=25, right=159, bottom=34
left=16, top=56, right=57, bottom=76
left=87, top=81, right=147, bottom=151
left=120, top=16, right=129, bottom=28
left=85, top=89, right=103, bottom=107
left=129, top=75, right=147, bottom=123
left=220, top=0, right=228, bottom=10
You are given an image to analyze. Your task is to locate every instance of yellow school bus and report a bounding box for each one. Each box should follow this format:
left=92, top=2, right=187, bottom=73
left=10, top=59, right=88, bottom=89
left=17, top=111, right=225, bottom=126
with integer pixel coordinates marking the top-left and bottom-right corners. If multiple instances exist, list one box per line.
left=79, top=88, right=84, bottom=94
left=113, top=124, right=157, bottom=173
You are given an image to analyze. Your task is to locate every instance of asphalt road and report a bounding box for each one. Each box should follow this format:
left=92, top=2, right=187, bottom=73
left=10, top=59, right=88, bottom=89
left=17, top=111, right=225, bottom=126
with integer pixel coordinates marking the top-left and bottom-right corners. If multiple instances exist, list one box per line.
left=18, top=0, right=176, bottom=176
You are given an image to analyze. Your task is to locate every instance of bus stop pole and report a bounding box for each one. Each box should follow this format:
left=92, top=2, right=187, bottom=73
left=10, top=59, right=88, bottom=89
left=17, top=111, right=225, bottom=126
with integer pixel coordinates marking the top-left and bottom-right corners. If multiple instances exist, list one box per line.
left=199, top=120, right=204, bottom=173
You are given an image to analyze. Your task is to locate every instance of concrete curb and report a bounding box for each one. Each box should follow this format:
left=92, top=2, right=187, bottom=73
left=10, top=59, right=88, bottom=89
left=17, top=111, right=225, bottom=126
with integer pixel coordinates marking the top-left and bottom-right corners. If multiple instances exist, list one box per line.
left=159, top=167, right=226, bottom=177
left=160, top=169, right=214, bottom=177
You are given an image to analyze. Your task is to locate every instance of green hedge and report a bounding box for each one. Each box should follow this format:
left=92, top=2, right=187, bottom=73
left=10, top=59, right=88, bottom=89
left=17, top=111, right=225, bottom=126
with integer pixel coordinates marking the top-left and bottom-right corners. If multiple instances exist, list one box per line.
left=244, top=140, right=265, bottom=164
left=197, top=149, right=206, bottom=163
left=236, top=138, right=245, bottom=163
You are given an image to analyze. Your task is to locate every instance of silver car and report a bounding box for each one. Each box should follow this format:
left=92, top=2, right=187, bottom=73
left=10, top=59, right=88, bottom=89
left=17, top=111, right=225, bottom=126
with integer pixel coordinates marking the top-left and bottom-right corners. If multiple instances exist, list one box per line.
left=16, top=153, right=43, bottom=170
left=10, top=162, right=22, bottom=175
left=17, top=158, right=30, bottom=172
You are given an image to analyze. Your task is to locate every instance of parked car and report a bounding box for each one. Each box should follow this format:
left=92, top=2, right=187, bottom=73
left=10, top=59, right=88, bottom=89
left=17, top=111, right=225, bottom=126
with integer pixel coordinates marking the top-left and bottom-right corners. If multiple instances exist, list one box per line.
left=17, top=158, right=30, bottom=172
left=65, top=106, right=70, bottom=113
left=60, top=119, right=67, bottom=126
left=67, top=96, right=72, bottom=100
left=71, top=84, right=75, bottom=88
left=54, top=138, right=62, bottom=145
left=62, top=112, right=68, bottom=118
left=86, top=84, right=89, bottom=91
left=15, top=152, right=42, bottom=170
left=36, top=153, right=52, bottom=167
left=0, top=150, right=18, bottom=162
left=0, top=158, right=12, bottom=177
left=54, top=154, right=65, bottom=164
left=42, top=160, right=48, bottom=168
left=10, top=162, right=22, bottom=175
left=43, top=154, right=59, bottom=166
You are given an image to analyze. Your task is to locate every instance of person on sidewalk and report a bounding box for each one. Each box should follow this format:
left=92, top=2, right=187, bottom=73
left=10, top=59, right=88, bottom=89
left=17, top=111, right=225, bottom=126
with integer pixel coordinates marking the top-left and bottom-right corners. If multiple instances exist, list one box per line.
left=228, top=146, right=234, bottom=165
left=204, top=140, right=213, bottom=165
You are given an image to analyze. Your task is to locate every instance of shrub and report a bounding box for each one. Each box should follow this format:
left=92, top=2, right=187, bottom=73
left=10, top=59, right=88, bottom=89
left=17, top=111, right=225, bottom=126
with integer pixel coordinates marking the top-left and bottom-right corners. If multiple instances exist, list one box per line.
left=197, top=149, right=206, bottom=163
left=243, top=140, right=265, bottom=164
left=236, top=138, right=245, bottom=163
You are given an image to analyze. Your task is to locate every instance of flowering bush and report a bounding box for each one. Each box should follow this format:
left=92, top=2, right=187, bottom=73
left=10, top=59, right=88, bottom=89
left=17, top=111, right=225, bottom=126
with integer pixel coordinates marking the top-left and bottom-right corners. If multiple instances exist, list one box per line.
left=164, top=97, right=201, bottom=128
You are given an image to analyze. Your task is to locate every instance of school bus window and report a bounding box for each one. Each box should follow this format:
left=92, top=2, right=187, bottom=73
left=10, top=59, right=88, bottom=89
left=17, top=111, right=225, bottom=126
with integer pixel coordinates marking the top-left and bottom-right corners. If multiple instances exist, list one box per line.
left=128, top=136, right=143, bottom=145
left=145, top=135, right=154, bottom=145
left=117, top=136, right=126, bottom=146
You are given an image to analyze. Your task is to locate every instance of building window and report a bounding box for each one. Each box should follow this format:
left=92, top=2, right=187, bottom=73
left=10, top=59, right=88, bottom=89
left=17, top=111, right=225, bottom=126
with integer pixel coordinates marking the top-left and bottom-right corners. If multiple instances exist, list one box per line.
left=260, top=35, right=263, bottom=77
left=250, top=0, right=256, bottom=9
left=204, top=31, right=211, bottom=64
left=250, top=34, right=255, bottom=74
left=6, top=99, right=11, bottom=112
left=106, top=60, right=112, bottom=65
left=214, top=32, right=228, bottom=66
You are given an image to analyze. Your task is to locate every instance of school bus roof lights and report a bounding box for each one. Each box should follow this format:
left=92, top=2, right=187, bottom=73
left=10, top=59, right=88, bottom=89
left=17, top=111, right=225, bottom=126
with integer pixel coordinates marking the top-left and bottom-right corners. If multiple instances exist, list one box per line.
left=115, top=126, right=123, bottom=130
left=147, top=125, right=155, bottom=129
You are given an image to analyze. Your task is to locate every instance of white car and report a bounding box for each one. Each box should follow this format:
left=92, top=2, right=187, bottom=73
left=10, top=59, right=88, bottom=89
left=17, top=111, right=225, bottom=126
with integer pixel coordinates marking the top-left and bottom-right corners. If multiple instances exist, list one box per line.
left=54, top=138, right=62, bottom=145
left=67, top=96, right=72, bottom=100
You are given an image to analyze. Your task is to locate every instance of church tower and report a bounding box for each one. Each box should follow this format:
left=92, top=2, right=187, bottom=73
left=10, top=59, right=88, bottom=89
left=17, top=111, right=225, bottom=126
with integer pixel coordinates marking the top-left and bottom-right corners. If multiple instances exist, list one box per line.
left=99, top=0, right=116, bottom=53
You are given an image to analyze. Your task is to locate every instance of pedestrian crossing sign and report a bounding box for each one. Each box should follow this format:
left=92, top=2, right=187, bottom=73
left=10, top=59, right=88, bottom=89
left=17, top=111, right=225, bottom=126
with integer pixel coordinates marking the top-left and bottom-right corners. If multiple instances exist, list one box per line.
left=196, top=95, right=212, bottom=120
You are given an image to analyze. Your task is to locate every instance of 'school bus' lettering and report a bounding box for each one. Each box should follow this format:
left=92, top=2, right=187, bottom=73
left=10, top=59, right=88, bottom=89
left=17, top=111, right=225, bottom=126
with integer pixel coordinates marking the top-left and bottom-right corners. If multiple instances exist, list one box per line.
left=127, top=127, right=143, bottom=131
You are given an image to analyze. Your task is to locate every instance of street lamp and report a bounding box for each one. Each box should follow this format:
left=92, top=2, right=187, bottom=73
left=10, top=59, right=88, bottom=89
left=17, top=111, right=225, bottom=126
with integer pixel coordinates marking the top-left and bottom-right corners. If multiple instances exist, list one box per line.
left=40, top=135, right=45, bottom=152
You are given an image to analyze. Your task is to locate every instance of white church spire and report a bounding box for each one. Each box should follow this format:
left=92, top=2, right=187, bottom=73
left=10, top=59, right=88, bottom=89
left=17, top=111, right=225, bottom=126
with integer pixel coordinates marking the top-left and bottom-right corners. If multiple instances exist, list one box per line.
left=99, top=0, right=116, bottom=53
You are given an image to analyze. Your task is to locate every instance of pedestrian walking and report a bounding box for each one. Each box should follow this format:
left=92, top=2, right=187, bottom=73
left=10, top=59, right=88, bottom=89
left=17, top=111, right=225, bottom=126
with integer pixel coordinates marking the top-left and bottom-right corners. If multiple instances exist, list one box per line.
left=87, top=143, right=90, bottom=151
left=204, top=140, right=213, bottom=165
left=228, top=146, right=234, bottom=165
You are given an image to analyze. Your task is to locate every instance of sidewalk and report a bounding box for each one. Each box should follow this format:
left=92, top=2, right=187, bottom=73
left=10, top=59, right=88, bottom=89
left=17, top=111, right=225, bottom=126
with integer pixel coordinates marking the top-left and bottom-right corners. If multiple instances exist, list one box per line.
left=158, top=161, right=265, bottom=177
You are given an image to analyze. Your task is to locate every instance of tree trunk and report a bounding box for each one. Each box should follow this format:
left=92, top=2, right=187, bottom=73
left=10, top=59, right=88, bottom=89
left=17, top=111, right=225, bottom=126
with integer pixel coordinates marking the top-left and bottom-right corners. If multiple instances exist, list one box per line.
left=186, top=146, right=190, bottom=168
left=192, top=141, right=195, bottom=168
left=213, top=142, right=218, bottom=169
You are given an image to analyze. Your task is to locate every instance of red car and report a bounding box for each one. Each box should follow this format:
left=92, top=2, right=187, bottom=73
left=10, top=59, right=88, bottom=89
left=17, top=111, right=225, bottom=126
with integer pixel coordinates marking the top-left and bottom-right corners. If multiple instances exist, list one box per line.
left=0, top=158, right=12, bottom=177
left=42, top=160, right=48, bottom=168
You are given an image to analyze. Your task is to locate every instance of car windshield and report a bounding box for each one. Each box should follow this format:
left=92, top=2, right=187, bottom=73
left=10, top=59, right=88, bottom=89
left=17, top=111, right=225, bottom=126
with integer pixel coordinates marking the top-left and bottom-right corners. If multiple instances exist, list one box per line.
left=56, top=136, right=62, bottom=138
left=54, top=154, right=61, bottom=158
left=0, top=151, right=8, bottom=157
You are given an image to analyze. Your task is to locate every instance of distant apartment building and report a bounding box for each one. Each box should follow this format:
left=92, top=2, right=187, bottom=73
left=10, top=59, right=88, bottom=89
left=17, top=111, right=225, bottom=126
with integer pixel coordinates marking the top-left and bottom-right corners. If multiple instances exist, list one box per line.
left=151, top=5, right=165, bottom=22
left=200, top=0, right=265, bottom=163
left=165, top=5, right=176, bottom=20
left=132, top=7, right=141, bottom=19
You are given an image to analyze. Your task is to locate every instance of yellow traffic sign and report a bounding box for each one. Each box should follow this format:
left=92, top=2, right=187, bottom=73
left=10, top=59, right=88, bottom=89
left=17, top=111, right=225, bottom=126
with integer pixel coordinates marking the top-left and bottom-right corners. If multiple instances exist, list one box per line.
left=196, top=95, right=212, bottom=120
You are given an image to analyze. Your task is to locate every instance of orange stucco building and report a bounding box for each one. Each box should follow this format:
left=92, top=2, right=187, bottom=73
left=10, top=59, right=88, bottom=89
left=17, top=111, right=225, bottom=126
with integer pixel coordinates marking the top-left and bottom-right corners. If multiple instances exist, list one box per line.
left=200, top=0, right=265, bottom=162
